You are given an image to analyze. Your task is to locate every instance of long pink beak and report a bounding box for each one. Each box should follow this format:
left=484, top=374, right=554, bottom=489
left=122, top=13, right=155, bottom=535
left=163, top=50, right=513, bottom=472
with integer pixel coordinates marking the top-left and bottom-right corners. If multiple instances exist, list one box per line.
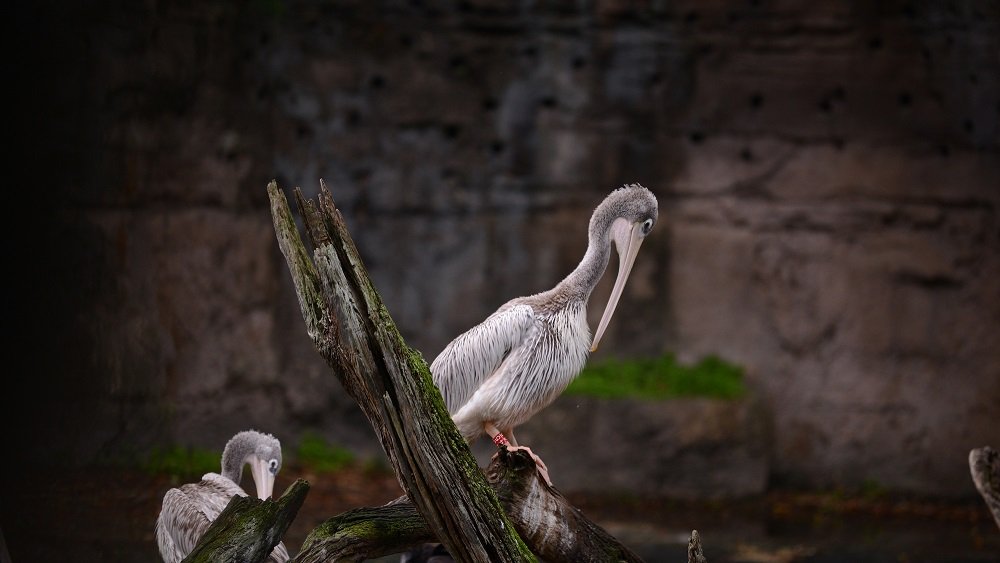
left=249, top=457, right=276, bottom=500
left=591, top=222, right=645, bottom=352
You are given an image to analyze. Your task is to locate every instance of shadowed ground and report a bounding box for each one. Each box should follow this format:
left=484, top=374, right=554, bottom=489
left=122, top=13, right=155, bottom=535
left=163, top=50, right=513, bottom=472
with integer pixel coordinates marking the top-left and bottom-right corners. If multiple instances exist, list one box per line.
left=2, top=462, right=998, bottom=563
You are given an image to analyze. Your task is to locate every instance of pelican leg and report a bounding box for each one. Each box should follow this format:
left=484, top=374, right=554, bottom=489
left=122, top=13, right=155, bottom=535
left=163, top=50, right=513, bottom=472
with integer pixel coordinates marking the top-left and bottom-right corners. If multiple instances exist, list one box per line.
left=503, top=428, right=519, bottom=447
left=484, top=422, right=510, bottom=446
left=483, top=423, right=552, bottom=485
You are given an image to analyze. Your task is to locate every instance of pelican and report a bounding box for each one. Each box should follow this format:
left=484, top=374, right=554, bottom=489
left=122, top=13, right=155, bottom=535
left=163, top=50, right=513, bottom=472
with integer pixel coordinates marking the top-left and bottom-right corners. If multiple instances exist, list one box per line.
left=155, top=429, right=289, bottom=563
left=431, top=183, right=658, bottom=484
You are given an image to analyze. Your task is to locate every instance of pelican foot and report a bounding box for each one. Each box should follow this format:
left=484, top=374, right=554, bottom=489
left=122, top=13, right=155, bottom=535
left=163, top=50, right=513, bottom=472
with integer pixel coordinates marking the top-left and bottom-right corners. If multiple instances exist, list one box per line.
left=506, top=445, right=552, bottom=487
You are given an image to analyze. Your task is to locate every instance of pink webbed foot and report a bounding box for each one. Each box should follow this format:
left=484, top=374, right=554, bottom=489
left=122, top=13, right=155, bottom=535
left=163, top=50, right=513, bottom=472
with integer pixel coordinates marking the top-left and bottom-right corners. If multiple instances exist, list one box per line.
left=491, top=431, right=552, bottom=486
left=512, top=446, right=552, bottom=486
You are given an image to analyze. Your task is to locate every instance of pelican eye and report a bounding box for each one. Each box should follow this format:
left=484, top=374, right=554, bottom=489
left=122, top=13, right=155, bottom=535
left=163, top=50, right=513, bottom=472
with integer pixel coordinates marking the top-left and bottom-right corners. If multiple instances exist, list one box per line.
left=268, top=459, right=279, bottom=474
left=641, top=218, right=653, bottom=235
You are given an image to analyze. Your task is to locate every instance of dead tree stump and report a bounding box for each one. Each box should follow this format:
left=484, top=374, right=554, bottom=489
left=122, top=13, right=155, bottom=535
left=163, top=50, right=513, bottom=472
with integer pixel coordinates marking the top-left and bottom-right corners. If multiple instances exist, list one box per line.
left=970, top=446, right=1000, bottom=531
left=269, top=179, right=531, bottom=561
left=182, top=479, right=309, bottom=563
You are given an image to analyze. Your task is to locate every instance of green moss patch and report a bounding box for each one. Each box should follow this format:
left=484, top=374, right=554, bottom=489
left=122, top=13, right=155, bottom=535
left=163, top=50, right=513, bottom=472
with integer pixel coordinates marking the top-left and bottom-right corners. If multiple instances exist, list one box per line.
left=565, top=353, right=746, bottom=400
left=295, top=431, right=356, bottom=473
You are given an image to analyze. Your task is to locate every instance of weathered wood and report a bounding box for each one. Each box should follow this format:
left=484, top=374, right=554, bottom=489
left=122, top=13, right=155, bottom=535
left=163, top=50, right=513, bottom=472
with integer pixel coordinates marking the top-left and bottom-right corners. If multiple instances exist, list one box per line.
left=294, top=502, right=433, bottom=563
left=0, top=524, right=12, bottom=563
left=487, top=448, right=645, bottom=562
left=969, top=446, right=1000, bottom=531
left=268, top=180, right=533, bottom=562
left=687, top=530, right=706, bottom=563
left=182, top=479, right=310, bottom=563
left=295, top=449, right=648, bottom=563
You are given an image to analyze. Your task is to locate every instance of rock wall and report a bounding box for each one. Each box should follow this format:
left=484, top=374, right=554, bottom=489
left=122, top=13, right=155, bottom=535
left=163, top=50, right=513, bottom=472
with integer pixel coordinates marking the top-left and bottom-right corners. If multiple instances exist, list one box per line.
left=11, top=1, right=999, bottom=497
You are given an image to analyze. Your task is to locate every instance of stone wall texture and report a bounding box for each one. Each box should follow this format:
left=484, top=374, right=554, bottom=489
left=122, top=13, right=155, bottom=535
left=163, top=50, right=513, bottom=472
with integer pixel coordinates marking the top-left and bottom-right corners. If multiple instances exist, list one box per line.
left=11, top=0, right=999, bottom=497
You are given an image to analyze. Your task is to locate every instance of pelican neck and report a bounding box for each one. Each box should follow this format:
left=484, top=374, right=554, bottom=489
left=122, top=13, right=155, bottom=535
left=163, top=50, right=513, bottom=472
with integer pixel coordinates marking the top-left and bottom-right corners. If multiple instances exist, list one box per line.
left=555, top=207, right=615, bottom=302
left=220, top=435, right=253, bottom=484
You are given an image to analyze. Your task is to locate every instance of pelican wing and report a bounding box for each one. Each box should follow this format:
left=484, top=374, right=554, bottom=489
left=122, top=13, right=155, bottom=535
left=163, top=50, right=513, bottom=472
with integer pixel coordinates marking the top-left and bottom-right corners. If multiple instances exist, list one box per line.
left=155, top=474, right=245, bottom=563
left=430, top=302, right=536, bottom=414
left=269, top=541, right=291, bottom=562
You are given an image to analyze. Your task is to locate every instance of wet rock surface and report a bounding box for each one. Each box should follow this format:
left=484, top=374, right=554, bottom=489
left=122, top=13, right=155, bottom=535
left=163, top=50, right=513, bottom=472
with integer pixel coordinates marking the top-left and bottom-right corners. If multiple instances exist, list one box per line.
left=487, top=395, right=769, bottom=499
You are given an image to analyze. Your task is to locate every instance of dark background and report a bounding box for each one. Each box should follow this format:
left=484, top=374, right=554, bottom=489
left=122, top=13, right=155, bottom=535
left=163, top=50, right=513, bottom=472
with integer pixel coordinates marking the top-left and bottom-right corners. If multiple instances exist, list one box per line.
left=4, top=0, right=999, bottom=561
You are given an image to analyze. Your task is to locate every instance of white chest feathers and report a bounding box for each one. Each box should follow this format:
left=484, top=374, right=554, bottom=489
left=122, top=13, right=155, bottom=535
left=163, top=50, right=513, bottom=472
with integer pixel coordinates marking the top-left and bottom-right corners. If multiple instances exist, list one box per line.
left=469, top=303, right=591, bottom=427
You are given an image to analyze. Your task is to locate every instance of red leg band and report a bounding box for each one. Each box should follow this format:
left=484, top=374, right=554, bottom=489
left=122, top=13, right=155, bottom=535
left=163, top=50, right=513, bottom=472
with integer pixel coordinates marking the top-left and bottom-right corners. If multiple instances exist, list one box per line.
left=493, top=433, right=510, bottom=447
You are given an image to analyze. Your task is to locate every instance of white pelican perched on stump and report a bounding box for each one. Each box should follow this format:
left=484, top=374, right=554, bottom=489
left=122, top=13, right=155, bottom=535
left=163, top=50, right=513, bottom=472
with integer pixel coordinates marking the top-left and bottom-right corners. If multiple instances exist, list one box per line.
left=155, top=429, right=289, bottom=563
left=431, top=183, right=658, bottom=484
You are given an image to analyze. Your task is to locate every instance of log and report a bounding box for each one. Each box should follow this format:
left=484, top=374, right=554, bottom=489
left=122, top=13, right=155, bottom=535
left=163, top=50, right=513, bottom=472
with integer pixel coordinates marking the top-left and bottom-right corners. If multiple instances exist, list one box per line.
left=295, top=448, right=648, bottom=562
left=687, top=530, right=706, bottom=563
left=969, top=445, right=1000, bottom=531
left=182, top=479, right=310, bottom=563
left=294, top=501, right=432, bottom=562
left=0, top=524, right=12, bottom=563
left=268, top=180, right=532, bottom=562
left=487, top=448, right=645, bottom=562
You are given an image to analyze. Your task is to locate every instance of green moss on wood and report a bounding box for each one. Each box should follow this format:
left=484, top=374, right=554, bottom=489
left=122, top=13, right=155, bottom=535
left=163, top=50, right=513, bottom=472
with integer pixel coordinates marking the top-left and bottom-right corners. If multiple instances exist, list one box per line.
left=297, top=502, right=433, bottom=561
left=184, top=479, right=309, bottom=563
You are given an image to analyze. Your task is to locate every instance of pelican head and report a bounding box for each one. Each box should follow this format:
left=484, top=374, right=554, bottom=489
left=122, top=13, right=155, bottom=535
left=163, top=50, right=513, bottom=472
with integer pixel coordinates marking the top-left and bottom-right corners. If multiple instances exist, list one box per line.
left=590, top=183, right=658, bottom=352
left=222, top=430, right=283, bottom=500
